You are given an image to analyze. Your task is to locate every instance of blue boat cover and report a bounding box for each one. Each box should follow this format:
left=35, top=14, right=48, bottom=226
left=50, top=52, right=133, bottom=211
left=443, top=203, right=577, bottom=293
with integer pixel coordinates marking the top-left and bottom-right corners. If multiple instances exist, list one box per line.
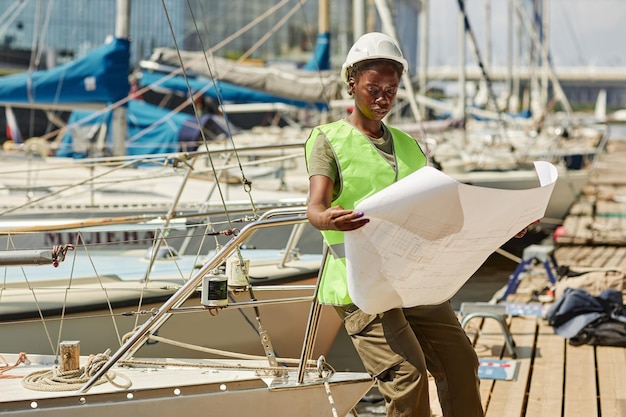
left=302, top=32, right=330, bottom=71
left=0, top=38, right=130, bottom=105
left=57, top=99, right=198, bottom=158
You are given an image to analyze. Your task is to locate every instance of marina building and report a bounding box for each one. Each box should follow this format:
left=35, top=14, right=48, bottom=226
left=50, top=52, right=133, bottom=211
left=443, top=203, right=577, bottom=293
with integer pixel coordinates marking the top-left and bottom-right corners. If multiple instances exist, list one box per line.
left=0, top=0, right=357, bottom=69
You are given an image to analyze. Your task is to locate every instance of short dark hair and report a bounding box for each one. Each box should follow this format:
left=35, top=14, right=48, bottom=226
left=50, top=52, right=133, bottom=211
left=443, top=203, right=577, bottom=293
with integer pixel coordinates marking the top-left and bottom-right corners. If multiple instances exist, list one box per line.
left=346, top=59, right=403, bottom=95
left=347, top=59, right=403, bottom=82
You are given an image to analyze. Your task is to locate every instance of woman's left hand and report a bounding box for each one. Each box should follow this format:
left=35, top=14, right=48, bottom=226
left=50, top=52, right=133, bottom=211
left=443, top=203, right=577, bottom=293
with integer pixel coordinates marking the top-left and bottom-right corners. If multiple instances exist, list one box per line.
left=514, top=220, right=540, bottom=238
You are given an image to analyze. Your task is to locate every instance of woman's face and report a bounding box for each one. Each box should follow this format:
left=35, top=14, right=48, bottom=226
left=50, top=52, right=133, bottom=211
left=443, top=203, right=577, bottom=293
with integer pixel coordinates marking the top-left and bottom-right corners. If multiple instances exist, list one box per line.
left=350, top=61, right=400, bottom=122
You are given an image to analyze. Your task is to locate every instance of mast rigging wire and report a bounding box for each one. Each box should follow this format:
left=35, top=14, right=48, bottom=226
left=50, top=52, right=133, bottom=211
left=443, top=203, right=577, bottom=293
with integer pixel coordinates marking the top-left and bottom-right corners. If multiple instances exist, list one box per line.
left=160, top=0, right=323, bottom=335
left=455, top=0, right=511, bottom=145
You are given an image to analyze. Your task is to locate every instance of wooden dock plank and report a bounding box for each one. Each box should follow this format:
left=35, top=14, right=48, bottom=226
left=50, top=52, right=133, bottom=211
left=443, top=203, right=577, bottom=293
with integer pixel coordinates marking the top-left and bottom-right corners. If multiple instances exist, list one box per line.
left=526, top=318, right=566, bottom=417
left=603, top=247, right=626, bottom=268
left=564, top=343, right=598, bottom=417
left=596, top=346, right=626, bottom=417
left=545, top=143, right=626, bottom=417
left=590, top=245, right=616, bottom=267
left=472, top=317, right=506, bottom=412
left=555, top=245, right=593, bottom=267
left=483, top=316, right=537, bottom=417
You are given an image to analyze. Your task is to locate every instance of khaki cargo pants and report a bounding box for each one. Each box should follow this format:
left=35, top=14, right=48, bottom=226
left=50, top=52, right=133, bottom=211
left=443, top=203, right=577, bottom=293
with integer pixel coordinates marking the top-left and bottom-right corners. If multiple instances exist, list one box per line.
left=337, top=302, right=483, bottom=417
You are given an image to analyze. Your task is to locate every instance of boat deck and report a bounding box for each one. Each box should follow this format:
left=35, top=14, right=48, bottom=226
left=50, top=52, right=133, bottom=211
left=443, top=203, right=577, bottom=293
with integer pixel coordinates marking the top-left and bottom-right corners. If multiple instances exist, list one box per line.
left=0, top=355, right=374, bottom=416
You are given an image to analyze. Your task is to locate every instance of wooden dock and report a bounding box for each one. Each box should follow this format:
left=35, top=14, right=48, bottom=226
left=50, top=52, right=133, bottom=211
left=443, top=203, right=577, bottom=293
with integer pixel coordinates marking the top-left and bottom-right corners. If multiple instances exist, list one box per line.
left=439, top=300, right=626, bottom=417
left=352, top=142, right=626, bottom=417
left=428, top=141, right=626, bottom=417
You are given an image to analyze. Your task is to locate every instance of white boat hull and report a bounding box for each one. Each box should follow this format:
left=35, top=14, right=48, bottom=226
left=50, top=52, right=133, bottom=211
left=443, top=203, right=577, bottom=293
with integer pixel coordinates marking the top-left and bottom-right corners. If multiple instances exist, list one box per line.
left=0, top=214, right=371, bottom=417
left=0, top=284, right=342, bottom=360
left=0, top=250, right=341, bottom=358
left=449, top=167, right=589, bottom=221
left=0, top=289, right=342, bottom=360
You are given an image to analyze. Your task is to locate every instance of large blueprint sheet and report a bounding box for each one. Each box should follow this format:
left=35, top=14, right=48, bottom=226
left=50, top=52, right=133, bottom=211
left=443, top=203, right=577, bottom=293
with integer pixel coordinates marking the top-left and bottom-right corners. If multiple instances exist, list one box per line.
left=345, top=161, right=557, bottom=314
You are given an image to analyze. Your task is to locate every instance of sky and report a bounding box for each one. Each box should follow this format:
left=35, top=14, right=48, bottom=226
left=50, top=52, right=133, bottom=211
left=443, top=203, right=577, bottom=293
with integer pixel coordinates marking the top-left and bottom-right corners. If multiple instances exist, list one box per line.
left=427, top=0, right=626, bottom=68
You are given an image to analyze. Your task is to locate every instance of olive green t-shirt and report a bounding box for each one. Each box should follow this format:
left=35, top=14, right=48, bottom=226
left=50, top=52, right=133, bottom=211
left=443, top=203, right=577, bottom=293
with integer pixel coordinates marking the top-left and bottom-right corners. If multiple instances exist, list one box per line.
left=307, top=121, right=395, bottom=200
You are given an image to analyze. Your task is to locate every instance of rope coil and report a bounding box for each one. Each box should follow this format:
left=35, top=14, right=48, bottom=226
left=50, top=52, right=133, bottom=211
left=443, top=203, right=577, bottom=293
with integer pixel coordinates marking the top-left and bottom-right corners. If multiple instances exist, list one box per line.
left=21, top=350, right=132, bottom=392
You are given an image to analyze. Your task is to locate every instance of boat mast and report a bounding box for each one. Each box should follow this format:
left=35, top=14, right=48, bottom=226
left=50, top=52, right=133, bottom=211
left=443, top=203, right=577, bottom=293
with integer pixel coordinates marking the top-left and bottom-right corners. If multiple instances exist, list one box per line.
left=373, top=0, right=422, bottom=122
left=481, top=0, right=491, bottom=106
left=457, top=1, right=467, bottom=137
left=484, top=0, right=492, bottom=72
left=541, top=0, right=550, bottom=111
left=513, top=0, right=522, bottom=112
left=319, top=0, right=329, bottom=34
left=513, top=0, right=571, bottom=116
left=418, top=0, right=429, bottom=120
left=112, top=0, right=130, bottom=157
left=353, top=0, right=366, bottom=39
left=506, top=0, right=515, bottom=112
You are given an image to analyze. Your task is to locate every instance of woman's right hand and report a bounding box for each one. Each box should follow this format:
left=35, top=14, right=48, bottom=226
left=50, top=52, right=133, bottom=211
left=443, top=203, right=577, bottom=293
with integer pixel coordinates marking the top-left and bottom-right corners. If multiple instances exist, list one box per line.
left=307, top=175, right=369, bottom=231
left=318, top=206, right=370, bottom=231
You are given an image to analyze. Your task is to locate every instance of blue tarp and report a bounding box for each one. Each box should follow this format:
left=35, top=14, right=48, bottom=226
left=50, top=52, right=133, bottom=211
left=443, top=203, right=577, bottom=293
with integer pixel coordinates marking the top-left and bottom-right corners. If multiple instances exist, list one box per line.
left=0, top=38, right=130, bottom=105
left=57, top=100, right=197, bottom=158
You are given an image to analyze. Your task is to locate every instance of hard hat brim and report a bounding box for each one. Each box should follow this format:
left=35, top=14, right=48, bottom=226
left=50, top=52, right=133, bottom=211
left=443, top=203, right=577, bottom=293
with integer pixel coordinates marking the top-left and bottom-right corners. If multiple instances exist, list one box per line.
left=341, top=55, right=408, bottom=84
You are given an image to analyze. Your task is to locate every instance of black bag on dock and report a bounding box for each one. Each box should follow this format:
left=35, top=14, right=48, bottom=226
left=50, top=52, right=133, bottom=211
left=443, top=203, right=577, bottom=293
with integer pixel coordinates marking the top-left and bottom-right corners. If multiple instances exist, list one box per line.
left=546, top=287, right=626, bottom=347
left=568, top=318, right=626, bottom=347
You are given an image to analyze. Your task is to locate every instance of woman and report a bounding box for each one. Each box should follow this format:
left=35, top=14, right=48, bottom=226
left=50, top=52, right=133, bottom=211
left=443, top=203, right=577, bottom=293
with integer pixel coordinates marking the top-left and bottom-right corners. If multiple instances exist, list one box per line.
left=305, top=32, right=484, bottom=417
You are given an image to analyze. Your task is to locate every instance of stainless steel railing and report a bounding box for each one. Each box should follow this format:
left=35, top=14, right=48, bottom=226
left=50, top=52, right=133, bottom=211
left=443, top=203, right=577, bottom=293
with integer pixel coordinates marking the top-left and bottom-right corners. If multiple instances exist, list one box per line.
left=77, top=207, right=324, bottom=393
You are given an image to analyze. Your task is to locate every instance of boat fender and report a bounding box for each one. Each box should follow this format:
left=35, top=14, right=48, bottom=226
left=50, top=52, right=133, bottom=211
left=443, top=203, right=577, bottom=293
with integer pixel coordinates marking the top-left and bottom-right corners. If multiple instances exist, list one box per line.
left=226, top=257, right=250, bottom=289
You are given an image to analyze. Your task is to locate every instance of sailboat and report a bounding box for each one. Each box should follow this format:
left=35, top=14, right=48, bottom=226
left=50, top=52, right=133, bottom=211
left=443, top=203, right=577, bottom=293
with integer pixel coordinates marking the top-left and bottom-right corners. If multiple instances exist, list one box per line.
left=0, top=62, right=331, bottom=361
left=0, top=211, right=373, bottom=416
left=0, top=206, right=343, bottom=360
left=0, top=2, right=380, bottom=414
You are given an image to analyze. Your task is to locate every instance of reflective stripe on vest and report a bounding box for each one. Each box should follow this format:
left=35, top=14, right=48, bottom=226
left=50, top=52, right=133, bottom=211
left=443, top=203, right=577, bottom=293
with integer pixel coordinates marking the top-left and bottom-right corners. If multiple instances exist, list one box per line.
left=328, top=243, right=345, bottom=259
left=305, top=120, right=427, bottom=305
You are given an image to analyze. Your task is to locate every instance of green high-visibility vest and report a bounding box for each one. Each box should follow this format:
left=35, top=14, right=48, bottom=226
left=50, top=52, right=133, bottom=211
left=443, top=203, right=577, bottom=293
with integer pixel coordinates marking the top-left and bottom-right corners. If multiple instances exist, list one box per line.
left=305, top=119, right=427, bottom=305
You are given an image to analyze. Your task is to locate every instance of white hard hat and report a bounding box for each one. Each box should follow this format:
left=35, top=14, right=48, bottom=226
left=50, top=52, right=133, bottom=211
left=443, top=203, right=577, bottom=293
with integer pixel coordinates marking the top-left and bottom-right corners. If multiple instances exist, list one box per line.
left=341, top=32, right=408, bottom=84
